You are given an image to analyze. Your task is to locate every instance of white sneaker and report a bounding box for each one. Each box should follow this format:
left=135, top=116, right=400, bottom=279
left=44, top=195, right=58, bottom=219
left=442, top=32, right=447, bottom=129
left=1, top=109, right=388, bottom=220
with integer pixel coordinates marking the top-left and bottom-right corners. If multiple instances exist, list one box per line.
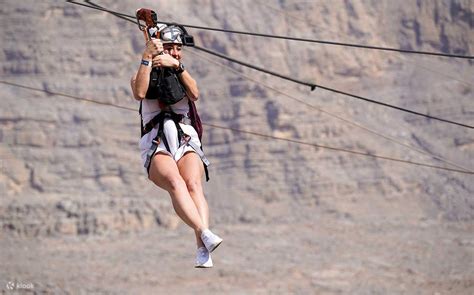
left=200, top=229, right=223, bottom=253
left=195, top=247, right=213, bottom=268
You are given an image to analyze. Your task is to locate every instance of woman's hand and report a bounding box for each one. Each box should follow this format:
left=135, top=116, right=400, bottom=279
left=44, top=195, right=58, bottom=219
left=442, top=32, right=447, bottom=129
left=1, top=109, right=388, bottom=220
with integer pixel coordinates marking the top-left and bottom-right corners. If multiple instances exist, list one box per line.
left=152, top=53, right=180, bottom=68
left=143, top=39, right=163, bottom=58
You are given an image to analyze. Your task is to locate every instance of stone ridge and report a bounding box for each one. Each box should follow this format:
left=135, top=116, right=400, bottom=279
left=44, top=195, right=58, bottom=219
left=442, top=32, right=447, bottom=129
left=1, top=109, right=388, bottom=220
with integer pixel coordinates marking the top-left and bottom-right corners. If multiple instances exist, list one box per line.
left=0, top=0, right=473, bottom=237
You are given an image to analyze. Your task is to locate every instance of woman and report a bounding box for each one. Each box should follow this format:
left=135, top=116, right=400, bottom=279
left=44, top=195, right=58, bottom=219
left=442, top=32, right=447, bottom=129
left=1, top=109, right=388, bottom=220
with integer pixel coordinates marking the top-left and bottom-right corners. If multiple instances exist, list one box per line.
left=130, top=25, right=222, bottom=268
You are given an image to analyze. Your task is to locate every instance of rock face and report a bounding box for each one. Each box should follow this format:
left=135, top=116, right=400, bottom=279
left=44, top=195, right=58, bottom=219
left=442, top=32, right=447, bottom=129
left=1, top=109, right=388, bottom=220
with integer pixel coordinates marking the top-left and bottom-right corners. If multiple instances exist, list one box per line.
left=1, top=0, right=473, bottom=294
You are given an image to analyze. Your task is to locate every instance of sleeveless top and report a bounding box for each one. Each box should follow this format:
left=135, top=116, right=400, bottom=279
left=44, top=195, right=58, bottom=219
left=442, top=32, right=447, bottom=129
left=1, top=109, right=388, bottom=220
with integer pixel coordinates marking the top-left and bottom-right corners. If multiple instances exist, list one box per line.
left=141, top=96, right=190, bottom=126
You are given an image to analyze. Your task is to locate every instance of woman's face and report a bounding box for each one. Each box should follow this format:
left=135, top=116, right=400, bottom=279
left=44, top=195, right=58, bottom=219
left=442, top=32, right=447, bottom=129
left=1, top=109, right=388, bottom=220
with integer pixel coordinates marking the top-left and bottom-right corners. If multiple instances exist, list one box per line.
left=164, top=43, right=183, bottom=60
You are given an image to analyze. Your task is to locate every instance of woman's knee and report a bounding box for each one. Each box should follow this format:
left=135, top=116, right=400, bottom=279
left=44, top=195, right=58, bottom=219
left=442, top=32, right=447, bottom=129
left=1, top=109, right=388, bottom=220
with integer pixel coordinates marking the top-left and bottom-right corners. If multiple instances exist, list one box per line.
left=184, top=177, right=202, bottom=194
left=150, top=171, right=186, bottom=193
left=166, top=175, right=187, bottom=192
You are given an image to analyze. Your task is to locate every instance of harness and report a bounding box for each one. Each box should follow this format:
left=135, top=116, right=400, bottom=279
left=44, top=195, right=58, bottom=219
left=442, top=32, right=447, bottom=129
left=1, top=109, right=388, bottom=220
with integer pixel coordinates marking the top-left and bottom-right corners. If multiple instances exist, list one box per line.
left=134, top=9, right=207, bottom=179
left=140, top=105, right=210, bottom=181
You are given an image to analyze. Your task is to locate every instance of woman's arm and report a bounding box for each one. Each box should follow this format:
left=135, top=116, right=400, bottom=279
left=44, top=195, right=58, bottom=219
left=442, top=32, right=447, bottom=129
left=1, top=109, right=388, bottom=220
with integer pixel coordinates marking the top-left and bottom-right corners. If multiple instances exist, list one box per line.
left=130, top=73, right=140, bottom=100
left=178, top=69, right=199, bottom=101
left=131, top=40, right=163, bottom=101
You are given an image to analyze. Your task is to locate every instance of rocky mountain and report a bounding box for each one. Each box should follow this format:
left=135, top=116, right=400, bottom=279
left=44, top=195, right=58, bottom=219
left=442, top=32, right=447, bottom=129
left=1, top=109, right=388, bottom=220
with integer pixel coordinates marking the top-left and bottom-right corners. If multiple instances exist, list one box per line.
left=1, top=0, right=473, bottom=293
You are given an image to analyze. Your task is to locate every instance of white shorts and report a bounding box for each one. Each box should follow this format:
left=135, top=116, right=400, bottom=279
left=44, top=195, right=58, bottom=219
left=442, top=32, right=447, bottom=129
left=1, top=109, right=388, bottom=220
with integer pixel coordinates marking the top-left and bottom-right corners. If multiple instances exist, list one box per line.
left=139, top=118, right=202, bottom=170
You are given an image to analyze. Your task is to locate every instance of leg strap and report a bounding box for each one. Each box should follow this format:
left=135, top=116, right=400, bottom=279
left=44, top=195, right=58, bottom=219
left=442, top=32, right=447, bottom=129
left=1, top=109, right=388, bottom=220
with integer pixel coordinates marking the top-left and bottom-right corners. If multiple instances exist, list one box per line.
left=143, top=111, right=210, bottom=181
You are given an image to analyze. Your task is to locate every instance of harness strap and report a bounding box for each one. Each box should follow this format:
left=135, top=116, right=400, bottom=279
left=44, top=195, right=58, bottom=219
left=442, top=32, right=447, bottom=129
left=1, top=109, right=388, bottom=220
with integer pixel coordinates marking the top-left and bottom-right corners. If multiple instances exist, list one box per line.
left=143, top=110, right=210, bottom=181
left=144, top=139, right=159, bottom=171
left=139, top=101, right=145, bottom=137
left=143, top=111, right=184, bottom=135
left=157, top=114, right=172, bottom=153
left=187, top=140, right=210, bottom=182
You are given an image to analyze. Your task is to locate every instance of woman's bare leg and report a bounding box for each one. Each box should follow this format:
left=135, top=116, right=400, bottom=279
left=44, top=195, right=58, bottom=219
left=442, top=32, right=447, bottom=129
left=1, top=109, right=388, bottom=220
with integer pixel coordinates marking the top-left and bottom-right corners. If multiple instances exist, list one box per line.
left=177, top=152, right=208, bottom=248
left=149, top=153, right=204, bottom=232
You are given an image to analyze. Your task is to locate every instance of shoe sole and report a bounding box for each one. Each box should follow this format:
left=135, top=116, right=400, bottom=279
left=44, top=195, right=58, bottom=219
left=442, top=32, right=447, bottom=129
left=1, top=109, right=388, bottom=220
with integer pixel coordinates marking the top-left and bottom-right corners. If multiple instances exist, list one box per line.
left=195, top=265, right=213, bottom=268
left=208, top=239, right=223, bottom=253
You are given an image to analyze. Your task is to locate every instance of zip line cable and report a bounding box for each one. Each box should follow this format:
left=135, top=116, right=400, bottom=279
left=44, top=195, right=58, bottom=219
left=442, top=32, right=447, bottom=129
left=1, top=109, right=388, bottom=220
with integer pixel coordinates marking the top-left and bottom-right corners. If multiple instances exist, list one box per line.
left=186, top=49, right=473, bottom=173
left=1, top=80, right=473, bottom=176
left=0, top=81, right=135, bottom=111
left=192, top=45, right=317, bottom=90
left=67, top=0, right=474, bottom=130
left=81, top=0, right=474, bottom=90
left=67, top=0, right=474, bottom=60
left=83, top=0, right=316, bottom=90
left=87, top=0, right=474, bottom=89
left=41, top=1, right=472, bottom=171
left=193, top=46, right=474, bottom=129
left=79, top=0, right=317, bottom=90
left=204, top=122, right=473, bottom=175
left=252, top=0, right=474, bottom=88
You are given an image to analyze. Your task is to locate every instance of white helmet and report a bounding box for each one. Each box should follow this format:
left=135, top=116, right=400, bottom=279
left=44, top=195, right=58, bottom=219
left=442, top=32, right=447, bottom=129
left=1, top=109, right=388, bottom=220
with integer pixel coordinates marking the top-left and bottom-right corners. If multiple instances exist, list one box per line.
left=160, top=25, right=184, bottom=44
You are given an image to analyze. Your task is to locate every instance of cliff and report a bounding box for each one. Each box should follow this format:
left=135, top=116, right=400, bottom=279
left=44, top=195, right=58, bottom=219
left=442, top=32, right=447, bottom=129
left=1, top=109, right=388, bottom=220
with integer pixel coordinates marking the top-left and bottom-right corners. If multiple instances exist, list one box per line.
left=1, top=0, right=473, bottom=293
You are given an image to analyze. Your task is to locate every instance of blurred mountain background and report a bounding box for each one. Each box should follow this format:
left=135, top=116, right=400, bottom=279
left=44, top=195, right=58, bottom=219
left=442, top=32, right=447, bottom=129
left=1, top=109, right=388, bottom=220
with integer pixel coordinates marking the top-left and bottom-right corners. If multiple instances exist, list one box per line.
left=1, top=0, right=473, bottom=293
